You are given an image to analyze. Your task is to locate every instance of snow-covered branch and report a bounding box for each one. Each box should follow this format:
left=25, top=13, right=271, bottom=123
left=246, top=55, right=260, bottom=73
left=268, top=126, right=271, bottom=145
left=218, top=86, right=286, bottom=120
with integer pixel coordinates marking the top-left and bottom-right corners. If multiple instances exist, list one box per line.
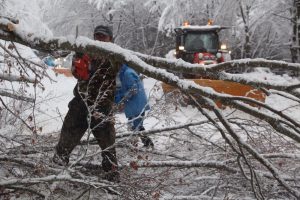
left=1, top=18, right=299, bottom=94
left=135, top=52, right=300, bottom=92
left=0, top=72, right=35, bottom=83
left=0, top=174, right=116, bottom=189
left=197, top=96, right=300, bottom=198
left=0, top=89, right=34, bottom=102
left=130, top=160, right=238, bottom=174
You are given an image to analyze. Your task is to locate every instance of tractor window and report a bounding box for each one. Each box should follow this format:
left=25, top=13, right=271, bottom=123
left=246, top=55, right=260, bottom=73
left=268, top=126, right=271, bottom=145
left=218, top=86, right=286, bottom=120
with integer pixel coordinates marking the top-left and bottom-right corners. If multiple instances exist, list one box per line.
left=184, top=32, right=219, bottom=53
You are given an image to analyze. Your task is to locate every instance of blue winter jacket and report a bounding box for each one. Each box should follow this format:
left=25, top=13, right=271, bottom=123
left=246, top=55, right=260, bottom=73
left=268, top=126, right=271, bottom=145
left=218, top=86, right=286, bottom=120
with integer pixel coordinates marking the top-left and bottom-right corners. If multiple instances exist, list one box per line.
left=115, top=64, right=150, bottom=118
left=44, top=56, right=55, bottom=67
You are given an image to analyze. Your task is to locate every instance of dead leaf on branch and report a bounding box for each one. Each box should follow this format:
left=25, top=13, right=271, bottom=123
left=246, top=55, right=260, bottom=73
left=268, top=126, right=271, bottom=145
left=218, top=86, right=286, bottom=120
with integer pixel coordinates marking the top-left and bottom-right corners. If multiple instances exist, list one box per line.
left=152, top=191, right=160, bottom=199
left=130, top=161, right=139, bottom=170
left=7, top=43, right=14, bottom=50
left=7, top=23, right=15, bottom=31
left=27, top=115, right=33, bottom=122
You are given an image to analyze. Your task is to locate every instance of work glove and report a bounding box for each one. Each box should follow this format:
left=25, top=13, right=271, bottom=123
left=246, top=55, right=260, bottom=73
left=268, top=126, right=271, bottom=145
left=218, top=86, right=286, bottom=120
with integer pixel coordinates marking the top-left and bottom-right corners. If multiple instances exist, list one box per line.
left=71, top=54, right=90, bottom=80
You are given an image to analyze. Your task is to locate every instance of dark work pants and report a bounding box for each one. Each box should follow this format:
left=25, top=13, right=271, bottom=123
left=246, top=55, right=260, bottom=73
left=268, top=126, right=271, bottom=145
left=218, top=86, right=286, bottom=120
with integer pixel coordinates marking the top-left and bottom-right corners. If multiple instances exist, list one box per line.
left=56, top=97, right=117, bottom=172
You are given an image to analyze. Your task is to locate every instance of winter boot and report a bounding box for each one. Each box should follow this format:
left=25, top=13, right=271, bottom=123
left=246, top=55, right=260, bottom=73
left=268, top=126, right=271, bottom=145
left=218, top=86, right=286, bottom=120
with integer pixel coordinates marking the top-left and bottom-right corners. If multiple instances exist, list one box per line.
left=102, top=151, right=120, bottom=182
left=103, top=171, right=120, bottom=183
left=140, top=135, right=154, bottom=148
left=139, top=126, right=154, bottom=148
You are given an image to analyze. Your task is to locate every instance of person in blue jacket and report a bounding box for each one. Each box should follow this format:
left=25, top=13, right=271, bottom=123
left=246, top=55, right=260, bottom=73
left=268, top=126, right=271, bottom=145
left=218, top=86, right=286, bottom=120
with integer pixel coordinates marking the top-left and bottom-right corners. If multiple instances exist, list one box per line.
left=115, top=64, right=154, bottom=147
left=44, top=56, right=56, bottom=67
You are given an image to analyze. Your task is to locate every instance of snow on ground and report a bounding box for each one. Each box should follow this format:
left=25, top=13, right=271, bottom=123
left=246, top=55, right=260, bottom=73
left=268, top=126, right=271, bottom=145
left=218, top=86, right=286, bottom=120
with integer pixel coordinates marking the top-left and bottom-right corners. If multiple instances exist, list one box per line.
left=36, top=70, right=76, bottom=133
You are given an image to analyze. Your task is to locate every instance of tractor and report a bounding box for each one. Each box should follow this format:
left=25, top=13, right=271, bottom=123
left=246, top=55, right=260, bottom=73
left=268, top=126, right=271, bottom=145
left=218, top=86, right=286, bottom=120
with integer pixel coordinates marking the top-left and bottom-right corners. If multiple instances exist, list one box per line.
left=162, top=22, right=265, bottom=108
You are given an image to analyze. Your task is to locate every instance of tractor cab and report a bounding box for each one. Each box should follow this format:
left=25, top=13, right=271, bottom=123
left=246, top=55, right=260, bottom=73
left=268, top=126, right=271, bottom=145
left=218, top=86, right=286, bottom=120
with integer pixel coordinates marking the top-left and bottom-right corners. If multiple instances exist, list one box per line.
left=161, top=22, right=265, bottom=108
left=174, top=23, right=230, bottom=67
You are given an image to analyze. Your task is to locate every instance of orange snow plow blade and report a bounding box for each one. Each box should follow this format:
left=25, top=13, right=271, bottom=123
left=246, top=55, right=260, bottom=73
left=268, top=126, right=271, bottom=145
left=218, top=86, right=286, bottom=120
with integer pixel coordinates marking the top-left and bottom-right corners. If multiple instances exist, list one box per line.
left=162, top=79, right=266, bottom=108
left=52, top=67, right=73, bottom=77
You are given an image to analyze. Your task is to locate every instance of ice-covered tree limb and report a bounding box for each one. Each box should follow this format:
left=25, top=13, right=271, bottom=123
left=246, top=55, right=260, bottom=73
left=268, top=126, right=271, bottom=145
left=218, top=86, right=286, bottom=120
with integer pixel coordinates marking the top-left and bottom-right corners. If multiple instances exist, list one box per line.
left=0, top=16, right=19, bottom=24
left=0, top=42, right=52, bottom=81
left=131, top=160, right=238, bottom=173
left=81, top=119, right=212, bottom=145
left=165, top=195, right=223, bottom=200
left=5, top=186, right=45, bottom=198
left=134, top=52, right=300, bottom=92
left=0, top=72, right=36, bottom=84
left=264, top=89, right=300, bottom=103
left=129, top=160, right=299, bottom=182
left=0, top=89, right=34, bottom=102
left=0, top=97, right=34, bottom=131
left=262, top=153, right=300, bottom=160
left=117, top=119, right=211, bottom=138
left=196, top=96, right=300, bottom=198
left=183, top=93, right=299, bottom=198
left=0, top=174, right=116, bottom=189
left=1, top=18, right=299, bottom=93
left=0, top=156, right=60, bottom=173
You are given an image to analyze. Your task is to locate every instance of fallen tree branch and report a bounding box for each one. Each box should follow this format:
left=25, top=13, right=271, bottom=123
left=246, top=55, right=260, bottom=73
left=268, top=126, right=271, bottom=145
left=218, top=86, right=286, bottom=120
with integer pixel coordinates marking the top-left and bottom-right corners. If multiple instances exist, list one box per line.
left=267, top=89, right=300, bottom=103
left=134, top=52, right=300, bottom=91
left=0, top=97, right=34, bottom=131
left=0, top=174, right=116, bottom=189
left=80, top=120, right=212, bottom=145
left=6, top=186, right=45, bottom=198
left=0, top=89, right=35, bottom=102
left=131, top=160, right=238, bottom=173
left=164, top=194, right=223, bottom=200
left=0, top=72, right=36, bottom=84
left=201, top=97, right=300, bottom=198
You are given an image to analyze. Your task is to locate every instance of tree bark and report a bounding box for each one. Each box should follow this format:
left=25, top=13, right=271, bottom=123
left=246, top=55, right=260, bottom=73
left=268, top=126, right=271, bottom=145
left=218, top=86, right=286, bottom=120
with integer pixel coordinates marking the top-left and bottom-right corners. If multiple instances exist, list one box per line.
left=291, top=0, right=300, bottom=63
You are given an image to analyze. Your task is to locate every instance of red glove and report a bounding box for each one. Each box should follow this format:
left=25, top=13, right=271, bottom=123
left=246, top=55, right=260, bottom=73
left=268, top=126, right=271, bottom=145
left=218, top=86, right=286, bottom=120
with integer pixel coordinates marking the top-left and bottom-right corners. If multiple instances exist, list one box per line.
left=72, top=54, right=90, bottom=80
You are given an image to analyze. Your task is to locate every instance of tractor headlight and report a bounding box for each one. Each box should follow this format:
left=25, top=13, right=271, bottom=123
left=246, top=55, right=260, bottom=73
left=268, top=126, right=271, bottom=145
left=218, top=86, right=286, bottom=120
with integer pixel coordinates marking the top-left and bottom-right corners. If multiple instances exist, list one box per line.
left=179, top=46, right=185, bottom=51
left=220, top=44, right=227, bottom=50
left=198, top=53, right=203, bottom=59
left=216, top=53, right=222, bottom=58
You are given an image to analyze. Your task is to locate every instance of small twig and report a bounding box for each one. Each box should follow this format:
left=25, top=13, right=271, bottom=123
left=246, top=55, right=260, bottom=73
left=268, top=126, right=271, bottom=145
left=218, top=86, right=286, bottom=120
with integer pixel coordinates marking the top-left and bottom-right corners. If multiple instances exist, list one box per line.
left=0, top=97, right=33, bottom=131
left=6, top=186, right=45, bottom=198
left=74, top=186, right=92, bottom=200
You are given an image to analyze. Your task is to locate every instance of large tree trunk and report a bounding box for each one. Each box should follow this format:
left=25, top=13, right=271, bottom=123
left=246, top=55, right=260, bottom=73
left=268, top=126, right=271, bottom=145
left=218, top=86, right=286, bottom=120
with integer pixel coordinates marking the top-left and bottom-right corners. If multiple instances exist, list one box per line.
left=239, top=1, right=251, bottom=59
left=291, top=0, right=300, bottom=63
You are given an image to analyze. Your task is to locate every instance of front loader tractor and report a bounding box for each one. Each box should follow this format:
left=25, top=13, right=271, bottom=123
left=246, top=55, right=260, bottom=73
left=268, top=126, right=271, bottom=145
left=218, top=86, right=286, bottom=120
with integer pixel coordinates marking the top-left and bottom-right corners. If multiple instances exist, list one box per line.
left=175, top=24, right=230, bottom=69
left=162, top=22, right=265, bottom=108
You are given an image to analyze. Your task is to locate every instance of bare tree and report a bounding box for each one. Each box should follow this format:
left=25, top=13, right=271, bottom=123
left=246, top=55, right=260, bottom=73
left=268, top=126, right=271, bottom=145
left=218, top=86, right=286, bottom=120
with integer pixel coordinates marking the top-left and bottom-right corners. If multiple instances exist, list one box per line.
left=291, top=0, right=300, bottom=62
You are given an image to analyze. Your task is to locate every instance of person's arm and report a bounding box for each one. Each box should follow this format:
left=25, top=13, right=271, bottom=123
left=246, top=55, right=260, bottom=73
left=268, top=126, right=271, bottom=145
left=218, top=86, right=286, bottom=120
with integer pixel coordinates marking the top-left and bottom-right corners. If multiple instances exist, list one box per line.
left=115, top=87, right=123, bottom=104
left=123, top=71, right=139, bottom=100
